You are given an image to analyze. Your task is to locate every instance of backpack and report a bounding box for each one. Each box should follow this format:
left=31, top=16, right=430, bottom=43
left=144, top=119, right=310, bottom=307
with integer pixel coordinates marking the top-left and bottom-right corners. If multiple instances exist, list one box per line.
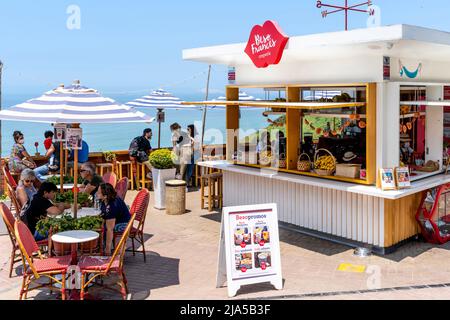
left=129, top=137, right=140, bottom=158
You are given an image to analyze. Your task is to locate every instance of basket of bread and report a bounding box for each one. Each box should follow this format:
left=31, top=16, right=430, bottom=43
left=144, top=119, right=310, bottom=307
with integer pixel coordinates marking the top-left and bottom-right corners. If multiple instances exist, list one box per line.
left=314, top=148, right=336, bottom=176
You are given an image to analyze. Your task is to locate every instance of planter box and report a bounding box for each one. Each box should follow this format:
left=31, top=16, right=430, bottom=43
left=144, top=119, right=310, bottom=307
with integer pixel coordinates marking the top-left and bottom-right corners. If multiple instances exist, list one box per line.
left=152, top=168, right=177, bottom=209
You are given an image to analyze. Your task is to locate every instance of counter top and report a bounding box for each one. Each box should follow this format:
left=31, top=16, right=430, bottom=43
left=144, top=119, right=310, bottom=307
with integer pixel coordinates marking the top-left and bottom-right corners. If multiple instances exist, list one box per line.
left=199, top=161, right=450, bottom=200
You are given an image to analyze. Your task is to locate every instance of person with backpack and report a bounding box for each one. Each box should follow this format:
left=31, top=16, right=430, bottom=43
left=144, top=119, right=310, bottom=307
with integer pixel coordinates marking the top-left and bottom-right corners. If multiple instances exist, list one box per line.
left=129, top=128, right=153, bottom=178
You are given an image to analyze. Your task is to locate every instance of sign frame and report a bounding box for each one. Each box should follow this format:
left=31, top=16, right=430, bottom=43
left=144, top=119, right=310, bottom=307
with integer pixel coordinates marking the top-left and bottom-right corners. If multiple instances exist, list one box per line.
left=66, top=128, right=83, bottom=150
left=216, top=203, right=283, bottom=297
left=54, top=123, right=67, bottom=142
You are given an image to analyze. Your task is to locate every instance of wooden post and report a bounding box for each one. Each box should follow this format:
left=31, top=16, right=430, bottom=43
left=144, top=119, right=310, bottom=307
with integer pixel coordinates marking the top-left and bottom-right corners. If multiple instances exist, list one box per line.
left=226, top=87, right=239, bottom=161
left=286, top=87, right=301, bottom=170
left=366, top=83, right=377, bottom=185
left=60, top=141, right=64, bottom=194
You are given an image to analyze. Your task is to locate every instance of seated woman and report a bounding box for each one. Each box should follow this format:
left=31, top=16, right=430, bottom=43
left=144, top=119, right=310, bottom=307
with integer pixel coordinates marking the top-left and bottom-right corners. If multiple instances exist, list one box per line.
left=8, top=131, right=36, bottom=174
left=16, top=169, right=38, bottom=209
left=23, top=182, right=71, bottom=241
left=96, top=183, right=131, bottom=255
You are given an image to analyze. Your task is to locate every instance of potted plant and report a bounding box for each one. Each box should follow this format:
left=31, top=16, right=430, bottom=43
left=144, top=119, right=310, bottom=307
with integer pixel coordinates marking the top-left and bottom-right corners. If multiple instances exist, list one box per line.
left=149, top=149, right=176, bottom=209
left=0, top=194, right=11, bottom=235
left=36, top=214, right=103, bottom=255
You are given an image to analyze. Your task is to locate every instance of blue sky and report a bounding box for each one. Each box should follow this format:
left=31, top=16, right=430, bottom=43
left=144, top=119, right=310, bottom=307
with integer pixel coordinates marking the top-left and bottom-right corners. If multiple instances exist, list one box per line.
left=0, top=0, right=447, bottom=98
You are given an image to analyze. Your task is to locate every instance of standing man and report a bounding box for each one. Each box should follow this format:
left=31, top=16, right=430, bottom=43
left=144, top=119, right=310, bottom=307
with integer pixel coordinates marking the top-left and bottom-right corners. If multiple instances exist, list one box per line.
left=129, top=128, right=153, bottom=180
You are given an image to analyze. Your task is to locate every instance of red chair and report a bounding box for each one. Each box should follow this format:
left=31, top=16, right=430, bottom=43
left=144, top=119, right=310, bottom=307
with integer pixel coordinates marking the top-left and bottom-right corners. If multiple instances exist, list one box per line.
left=0, top=203, right=48, bottom=278
left=113, top=189, right=150, bottom=262
left=3, top=165, right=18, bottom=189
left=103, top=171, right=117, bottom=188
left=14, top=220, right=71, bottom=300
left=78, top=213, right=136, bottom=300
left=115, top=177, right=129, bottom=200
left=6, top=183, right=22, bottom=217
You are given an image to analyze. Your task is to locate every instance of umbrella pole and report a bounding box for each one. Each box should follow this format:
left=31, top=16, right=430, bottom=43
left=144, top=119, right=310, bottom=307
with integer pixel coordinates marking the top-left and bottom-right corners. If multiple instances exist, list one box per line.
left=60, top=141, right=64, bottom=194
left=73, top=124, right=80, bottom=219
left=157, top=109, right=163, bottom=149
left=201, top=65, right=212, bottom=161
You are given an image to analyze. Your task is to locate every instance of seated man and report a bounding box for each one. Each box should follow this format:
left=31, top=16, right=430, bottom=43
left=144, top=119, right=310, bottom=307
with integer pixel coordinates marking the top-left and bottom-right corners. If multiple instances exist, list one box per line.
left=79, top=162, right=103, bottom=197
left=67, top=140, right=90, bottom=170
left=22, top=182, right=70, bottom=240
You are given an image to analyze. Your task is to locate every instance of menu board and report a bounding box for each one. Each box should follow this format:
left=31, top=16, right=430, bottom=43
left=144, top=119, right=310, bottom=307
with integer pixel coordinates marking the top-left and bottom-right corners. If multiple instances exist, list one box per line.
left=216, top=203, right=283, bottom=297
left=54, top=123, right=67, bottom=142
left=66, top=128, right=83, bottom=150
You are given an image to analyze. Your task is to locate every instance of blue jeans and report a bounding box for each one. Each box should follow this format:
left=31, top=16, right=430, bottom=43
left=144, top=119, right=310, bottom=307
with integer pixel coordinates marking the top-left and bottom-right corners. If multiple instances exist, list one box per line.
left=34, top=230, right=48, bottom=241
left=185, top=164, right=195, bottom=185
left=34, top=165, right=49, bottom=182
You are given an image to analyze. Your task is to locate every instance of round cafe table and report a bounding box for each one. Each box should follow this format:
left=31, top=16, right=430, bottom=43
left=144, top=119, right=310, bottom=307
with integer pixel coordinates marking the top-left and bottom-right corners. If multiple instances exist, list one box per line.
left=51, top=230, right=99, bottom=265
left=69, top=207, right=101, bottom=218
left=58, top=183, right=83, bottom=190
left=51, top=230, right=100, bottom=300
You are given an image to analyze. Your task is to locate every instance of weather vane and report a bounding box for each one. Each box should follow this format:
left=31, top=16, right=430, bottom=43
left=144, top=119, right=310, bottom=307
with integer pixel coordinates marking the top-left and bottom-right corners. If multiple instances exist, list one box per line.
left=316, top=0, right=375, bottom=31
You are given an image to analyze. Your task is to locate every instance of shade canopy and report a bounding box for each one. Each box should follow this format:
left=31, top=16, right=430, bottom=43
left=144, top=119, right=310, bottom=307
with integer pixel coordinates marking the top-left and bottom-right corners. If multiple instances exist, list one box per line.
left=0, top=82, right=154, bottom=124
left=126, top=89, right=191, bottom=110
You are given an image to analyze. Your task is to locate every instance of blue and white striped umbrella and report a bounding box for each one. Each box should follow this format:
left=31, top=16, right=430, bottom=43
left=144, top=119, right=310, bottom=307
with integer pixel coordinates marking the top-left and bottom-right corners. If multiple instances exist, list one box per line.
left=126, top=89, right=191, bottom=110
left=0, top=82, right=154, bottom=124
left=209, top=91, right=261, bottom=109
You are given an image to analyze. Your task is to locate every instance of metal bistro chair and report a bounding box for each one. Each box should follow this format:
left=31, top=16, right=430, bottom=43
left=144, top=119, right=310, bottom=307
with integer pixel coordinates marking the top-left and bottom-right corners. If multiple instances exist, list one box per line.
left=0, top=203, right=49, bottom=278
left=6, top=183, right=22, bottom=218
left=14, top=220, right=71, bottom=300
left=115, top=177, right=129, bottom=201
left=3, top=165, right=18, bottom=189
left=103, top=171, right=118, bottom=188
left=113, top=189, right=150, bottom=261
left=77, top=213, right=136, bottom=300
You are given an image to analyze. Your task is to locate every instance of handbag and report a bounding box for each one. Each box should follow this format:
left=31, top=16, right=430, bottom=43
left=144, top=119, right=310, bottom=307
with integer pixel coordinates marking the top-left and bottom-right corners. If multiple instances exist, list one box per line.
left=21, top=158, right=36, bottom=169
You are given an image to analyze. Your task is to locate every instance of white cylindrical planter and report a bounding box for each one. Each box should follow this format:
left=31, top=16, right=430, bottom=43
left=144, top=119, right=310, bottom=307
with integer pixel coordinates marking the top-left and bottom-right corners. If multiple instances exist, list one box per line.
left=0, top=200, right=11, bottom=235
left=152, top=168, right=177, bottom=209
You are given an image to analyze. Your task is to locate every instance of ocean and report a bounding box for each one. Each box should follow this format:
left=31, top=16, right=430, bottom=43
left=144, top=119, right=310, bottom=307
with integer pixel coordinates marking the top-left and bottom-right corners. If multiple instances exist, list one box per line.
left=1, top=93, right=269, bottom=157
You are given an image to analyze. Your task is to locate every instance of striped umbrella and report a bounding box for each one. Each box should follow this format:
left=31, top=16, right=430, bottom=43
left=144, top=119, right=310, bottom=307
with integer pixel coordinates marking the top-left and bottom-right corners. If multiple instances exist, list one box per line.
left=126, top=89, right=189, bottom=110
left=0, top=81, right=154, bottom=218
left=209, top=91, right=260, bottom=108
left=0, top=83, right=154, bottom=123
left=126, top=89, right=194, bottom=148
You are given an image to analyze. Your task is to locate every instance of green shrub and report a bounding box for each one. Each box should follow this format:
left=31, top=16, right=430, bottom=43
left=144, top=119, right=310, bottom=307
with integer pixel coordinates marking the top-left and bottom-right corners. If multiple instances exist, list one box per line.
left=103, top=151, right=117, bottom=162
left=149, top=149, right=175, bottom=169
left=36, top=213, right=103, bottom=237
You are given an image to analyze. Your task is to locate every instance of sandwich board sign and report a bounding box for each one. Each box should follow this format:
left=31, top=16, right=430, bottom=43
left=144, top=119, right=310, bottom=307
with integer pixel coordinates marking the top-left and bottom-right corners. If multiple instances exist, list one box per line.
left=216, top=203, right=283, bottom=297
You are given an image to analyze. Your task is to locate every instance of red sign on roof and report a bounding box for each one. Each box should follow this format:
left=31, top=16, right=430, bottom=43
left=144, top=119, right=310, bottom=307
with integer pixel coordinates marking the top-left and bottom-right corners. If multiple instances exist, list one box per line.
left=244, top=20, right=289, bottom=68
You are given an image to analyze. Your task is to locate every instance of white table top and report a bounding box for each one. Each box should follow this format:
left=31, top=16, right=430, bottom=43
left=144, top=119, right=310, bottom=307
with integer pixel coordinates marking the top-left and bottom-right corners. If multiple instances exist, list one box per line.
left=70, top=207, right=101, bottom=218
left=51, top=230, right=99, bottom=244
left=57, top=183, right=83, bottom=190
left=199, top=160, right=450, bottom=200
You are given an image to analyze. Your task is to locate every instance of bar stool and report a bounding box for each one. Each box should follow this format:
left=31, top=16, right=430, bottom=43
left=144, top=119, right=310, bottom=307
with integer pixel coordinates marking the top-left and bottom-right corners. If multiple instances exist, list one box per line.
left=200, top=171, right=223, bottom=212
left=136, top=163, right=153, bottom=191
left=96, top=163, right=114, bottom=177
left=116, top=161, right=133, bottom=190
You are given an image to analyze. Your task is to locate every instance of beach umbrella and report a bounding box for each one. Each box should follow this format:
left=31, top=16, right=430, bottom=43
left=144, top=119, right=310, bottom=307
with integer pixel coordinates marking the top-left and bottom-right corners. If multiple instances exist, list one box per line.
left=209, top=91, right=260, bottom=109
left=0, top=80, right=154, bottom=217
left=126, top=89, right=195, bottom=148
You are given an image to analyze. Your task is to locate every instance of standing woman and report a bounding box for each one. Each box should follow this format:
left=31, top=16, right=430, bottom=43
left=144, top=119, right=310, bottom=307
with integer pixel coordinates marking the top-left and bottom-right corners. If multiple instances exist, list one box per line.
left=186, top=124, right=200, bottom=187
left=170, top=123, right=193, bottom=183
left=16, top=169, right=38, bottom=208
left=8, top=131, right=36, bottom=174
left=96, top=183, right=131, bottom=255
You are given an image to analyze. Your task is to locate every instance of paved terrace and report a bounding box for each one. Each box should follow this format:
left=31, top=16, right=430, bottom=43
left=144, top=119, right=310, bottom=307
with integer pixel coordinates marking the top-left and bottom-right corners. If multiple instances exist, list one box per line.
left=2, top=189, right=450, bottom=300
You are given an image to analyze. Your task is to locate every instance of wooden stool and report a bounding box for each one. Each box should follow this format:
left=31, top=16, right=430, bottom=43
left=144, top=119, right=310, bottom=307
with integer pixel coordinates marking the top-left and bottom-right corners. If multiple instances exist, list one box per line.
left=200, top=172, right=223, bottom=212
left=165, top=180, right=187, bottom=215
left=136, top=163, right=153, bottom=191
left=116, top=161, right=133, bottom=190
left=96, top=163, right=114, bottom=177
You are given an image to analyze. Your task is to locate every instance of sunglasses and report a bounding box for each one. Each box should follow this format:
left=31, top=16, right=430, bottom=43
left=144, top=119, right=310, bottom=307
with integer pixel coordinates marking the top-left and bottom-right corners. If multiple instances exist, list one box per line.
left=24, top=180, right=34, bottom=183
left=80, top=169, right=88, bottom=173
